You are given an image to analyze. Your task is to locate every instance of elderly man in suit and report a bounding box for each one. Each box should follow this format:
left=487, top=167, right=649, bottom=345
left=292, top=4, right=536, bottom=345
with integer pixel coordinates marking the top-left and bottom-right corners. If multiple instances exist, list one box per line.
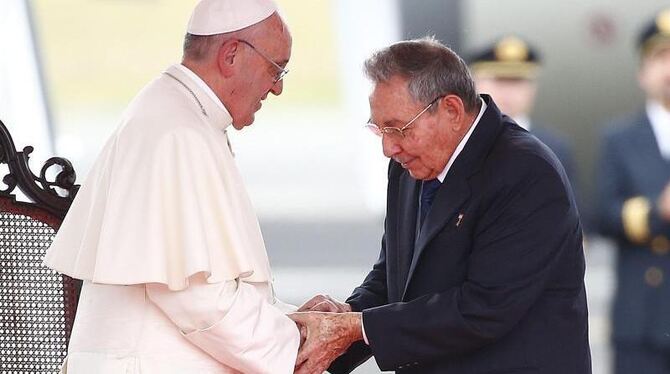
left=290, top=37, right=591, bottom=374
left=596, top=8, right=670, bottom=374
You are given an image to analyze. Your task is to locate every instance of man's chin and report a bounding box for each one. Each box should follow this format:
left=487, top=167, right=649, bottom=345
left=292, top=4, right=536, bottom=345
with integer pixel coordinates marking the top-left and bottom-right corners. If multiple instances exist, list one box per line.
left=407, top=165, right=440, bottom=181
left=231, top=117, right=255, bottom=130
left=407, top=169, right=430, bottom=180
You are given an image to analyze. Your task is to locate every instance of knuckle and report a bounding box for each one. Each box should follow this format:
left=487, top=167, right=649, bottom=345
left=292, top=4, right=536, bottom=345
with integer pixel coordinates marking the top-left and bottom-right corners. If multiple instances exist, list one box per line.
left=314, top=303, right=334, bottom=312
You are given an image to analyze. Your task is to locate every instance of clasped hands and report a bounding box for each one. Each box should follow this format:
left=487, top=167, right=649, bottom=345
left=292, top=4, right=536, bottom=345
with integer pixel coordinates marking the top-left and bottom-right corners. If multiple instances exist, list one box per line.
left=288, top=295, right=363, bottom=374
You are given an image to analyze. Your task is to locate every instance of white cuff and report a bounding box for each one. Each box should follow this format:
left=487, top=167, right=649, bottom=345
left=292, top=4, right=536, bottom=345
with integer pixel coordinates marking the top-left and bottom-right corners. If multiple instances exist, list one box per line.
left=362, top=320, right=369, bottom=345
left=146, top=275, right=300, bottom=373
left=146, top=273, right=237, bottom=333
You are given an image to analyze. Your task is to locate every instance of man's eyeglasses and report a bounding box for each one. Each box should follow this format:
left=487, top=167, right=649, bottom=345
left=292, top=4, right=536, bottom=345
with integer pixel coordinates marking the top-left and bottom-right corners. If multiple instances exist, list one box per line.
left=365, top=96, right=441, bottom=138
left=238, top=39, right=289, bottom=84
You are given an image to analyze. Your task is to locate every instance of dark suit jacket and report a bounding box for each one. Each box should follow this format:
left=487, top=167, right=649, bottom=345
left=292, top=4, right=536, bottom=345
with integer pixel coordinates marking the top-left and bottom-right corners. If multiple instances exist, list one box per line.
left=532, top=127, right=575, bottom=187
left=596, top=112, right=670, bottom=350
left=532, top=127, right=590, bottom=232
left=330, top=95, right=591, bottom=374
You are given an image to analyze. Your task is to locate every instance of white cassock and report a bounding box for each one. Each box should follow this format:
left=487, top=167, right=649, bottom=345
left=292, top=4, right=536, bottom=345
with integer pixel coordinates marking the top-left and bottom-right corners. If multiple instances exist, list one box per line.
left=43, top=64, right=300, bottom=374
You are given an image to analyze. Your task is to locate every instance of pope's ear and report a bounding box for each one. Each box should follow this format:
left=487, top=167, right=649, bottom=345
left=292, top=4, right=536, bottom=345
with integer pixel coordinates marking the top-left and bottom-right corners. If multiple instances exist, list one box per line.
left=216, top=39, right=240, bottom=78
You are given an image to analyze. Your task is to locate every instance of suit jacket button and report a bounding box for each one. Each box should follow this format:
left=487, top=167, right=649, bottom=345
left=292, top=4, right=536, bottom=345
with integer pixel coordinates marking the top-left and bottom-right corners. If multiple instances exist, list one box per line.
left=645, top=266, right=664, bottom=287
left=651, top=235, right=670, bottom=255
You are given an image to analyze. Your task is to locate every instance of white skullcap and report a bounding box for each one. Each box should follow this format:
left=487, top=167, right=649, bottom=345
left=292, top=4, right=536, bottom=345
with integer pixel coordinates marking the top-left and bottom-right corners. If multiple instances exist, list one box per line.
left=187, top=0, right=278, bottom=36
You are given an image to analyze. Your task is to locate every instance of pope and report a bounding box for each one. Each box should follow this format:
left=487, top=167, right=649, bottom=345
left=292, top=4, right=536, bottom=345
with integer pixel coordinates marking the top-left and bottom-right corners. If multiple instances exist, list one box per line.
left=43, top=0, right=298, bottom=373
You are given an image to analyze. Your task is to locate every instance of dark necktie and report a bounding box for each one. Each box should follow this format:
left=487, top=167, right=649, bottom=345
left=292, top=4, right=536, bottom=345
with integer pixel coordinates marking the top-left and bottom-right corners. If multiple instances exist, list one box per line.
left=420, top=178, right=442, bottom=226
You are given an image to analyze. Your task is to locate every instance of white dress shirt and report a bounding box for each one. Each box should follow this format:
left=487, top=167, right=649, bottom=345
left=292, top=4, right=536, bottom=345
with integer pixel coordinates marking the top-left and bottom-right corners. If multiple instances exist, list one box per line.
left=647, top=100, right=670, bottom=160
left=436, top=98, right=487, bottom=182
left=511, top=114, right=531, bottom=132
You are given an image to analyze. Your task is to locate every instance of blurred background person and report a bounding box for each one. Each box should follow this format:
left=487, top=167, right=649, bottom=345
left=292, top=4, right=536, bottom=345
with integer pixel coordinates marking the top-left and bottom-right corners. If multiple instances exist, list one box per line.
left=468, top=36, right=584, bottom=227
left=595, top=8, right=670, bottom=374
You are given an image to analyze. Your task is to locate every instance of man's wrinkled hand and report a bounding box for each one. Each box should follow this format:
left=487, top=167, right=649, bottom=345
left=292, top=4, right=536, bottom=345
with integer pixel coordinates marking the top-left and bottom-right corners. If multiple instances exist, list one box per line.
left=298, top=295, right=352, bottom=313
left=288, top=311, right=363, bottom=374
left=296, top=321, right=308, bottom=348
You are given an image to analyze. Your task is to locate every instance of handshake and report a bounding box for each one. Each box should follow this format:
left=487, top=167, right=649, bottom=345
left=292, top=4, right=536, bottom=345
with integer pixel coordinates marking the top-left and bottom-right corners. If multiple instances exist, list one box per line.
left=288, top=295, right=364, bottom=374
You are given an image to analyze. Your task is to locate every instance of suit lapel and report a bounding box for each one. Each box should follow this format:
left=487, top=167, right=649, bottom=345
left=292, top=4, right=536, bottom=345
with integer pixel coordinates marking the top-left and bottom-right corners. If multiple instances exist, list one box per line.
left=416, top=178, right=471, bottom=252
left=402, top=178, right=470, bottom=297
left=639, top=114, right=670, bottom=164
left=395, top=172, right=420, bottom=298
left=400, top=94, right=505, bottom=299
left=637, top=113, right=670, bottom=180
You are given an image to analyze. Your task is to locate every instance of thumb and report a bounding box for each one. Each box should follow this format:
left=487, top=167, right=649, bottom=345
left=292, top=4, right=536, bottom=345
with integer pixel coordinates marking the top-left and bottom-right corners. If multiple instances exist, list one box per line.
left=287, top=312, right=310, bottom=325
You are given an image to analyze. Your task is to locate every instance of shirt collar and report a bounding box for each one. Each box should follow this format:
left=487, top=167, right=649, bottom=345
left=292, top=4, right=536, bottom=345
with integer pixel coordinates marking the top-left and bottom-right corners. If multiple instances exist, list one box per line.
left=646, top=100, right=670, bottom=160
left=436, top=97, right=487, bottom=183
left=164, top=64, right=233, bottom=131
left=512, top=114, right=531, bottom=131
left=175, top=63, right=227, bottom=113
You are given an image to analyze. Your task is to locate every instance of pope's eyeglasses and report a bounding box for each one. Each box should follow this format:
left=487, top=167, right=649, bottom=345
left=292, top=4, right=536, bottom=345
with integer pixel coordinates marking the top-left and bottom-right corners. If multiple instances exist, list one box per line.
left=238, top=39, right=289, bottom=84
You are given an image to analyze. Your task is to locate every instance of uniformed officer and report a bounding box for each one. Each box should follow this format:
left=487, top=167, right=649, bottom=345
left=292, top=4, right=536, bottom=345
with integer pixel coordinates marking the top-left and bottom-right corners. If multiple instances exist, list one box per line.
left=468, top=35, right=582, bottom=225
left=596, top=8, right=670, bottom=374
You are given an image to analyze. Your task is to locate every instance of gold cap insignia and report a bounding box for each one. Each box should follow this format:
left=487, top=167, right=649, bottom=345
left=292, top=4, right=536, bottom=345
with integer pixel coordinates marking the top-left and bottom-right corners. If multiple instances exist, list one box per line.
left=657, top=9, right=670, bottom=34
left=494, top=37, right=529, bottom=62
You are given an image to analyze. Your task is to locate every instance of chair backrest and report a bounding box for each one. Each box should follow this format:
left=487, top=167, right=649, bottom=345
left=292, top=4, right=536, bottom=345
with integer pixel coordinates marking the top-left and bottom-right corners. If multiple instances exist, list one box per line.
left=0, top=120, right=80, bottom=373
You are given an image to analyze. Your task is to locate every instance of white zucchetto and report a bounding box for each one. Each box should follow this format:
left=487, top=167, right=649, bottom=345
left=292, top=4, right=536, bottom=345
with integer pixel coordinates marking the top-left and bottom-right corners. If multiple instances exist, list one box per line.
left=187, top=0, right=278, bottom=36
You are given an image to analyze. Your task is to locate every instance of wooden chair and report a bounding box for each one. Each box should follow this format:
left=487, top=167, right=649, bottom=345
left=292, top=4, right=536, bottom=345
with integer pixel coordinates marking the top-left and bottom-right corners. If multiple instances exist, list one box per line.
left=0, top=120, right=80, bottom=373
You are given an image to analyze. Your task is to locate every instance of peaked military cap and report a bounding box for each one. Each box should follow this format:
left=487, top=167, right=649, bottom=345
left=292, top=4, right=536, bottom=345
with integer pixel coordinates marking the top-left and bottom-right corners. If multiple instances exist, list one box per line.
left=638, top=8, right=670, bottom=56
left=468, top=36, right=540, bottom=79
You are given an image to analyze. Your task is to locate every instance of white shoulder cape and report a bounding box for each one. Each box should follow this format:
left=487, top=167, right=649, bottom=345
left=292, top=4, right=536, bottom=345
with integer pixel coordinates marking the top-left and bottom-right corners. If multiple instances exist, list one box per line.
left=44, top=64, right=272, bottom=290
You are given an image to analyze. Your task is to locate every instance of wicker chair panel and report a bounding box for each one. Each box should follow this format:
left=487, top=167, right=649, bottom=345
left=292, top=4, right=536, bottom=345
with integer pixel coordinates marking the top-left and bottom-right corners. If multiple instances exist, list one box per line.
left=0, top=211, right=77, bottom=373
